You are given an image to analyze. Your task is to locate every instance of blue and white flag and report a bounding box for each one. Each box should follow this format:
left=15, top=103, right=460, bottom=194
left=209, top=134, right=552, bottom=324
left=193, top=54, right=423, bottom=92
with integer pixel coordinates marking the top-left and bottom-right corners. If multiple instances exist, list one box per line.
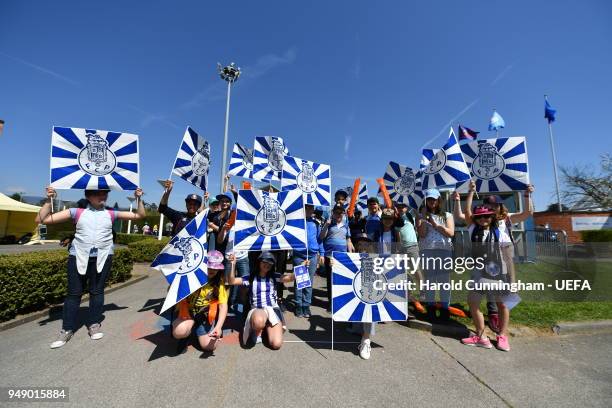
left=281, top=155, right=331, bottom=206
left=234, top=189, right=307, bottom=252
left=151, top=209, right=209, bottom=314
left=227, top=143, right=254, bottom=179
left=455, top=137, right=530, bottom=193
left=488, top=110, right=505, bottom=131
left=332, top=252, right=407, bottom=322
left=172, top=127, right=210, bottom=192
left=383, top=161, right=424, bottom=210
left=50, top=126, right=139, bottom=190
left=344, top=183, right=368, bottom=211
left=419, top=128, right=470, bottom=189
left=252, top=136, right=289, bottom=181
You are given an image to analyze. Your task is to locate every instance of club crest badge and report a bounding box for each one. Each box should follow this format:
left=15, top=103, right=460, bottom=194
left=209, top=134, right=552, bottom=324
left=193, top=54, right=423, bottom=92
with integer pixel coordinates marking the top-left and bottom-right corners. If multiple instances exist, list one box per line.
left=393, top=169, right=416, bottom=196
left=241, top=146, right=254, bottom=170
left=353, top=254, right=387, bottom=304
left=423, top=150, right=447, bottom=175
left=268, top=138, right=285, bottom=171
left=191, top=141, right=211, bottom=176
left=256, top=195, right=287, bottom=236
left=472, top=142, right=505, bottom=180
left=172, top=237, right=205, bottom=274
left=296, top=160, right=318, bottom=193
left=78, top=133, right=117, bottom=176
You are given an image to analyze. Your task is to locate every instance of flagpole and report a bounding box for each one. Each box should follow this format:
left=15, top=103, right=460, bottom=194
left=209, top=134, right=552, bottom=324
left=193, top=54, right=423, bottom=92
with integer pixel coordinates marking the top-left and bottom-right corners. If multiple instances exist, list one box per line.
left=546, top=106, right=562, bottom=212
left=218, top=63, right=241, bottom=193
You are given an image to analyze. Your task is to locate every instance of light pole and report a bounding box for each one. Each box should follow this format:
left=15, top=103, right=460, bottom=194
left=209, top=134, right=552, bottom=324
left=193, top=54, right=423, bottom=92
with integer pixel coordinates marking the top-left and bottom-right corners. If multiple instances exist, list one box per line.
left=126, top=196, right=136, bottom=234
left=217, top=62, right=241, bottom=191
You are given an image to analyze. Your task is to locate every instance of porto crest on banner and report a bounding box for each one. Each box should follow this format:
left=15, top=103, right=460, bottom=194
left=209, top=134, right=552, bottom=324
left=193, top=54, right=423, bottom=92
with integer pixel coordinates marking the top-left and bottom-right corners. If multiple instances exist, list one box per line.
left=172, top=127, right=210, bottom=191
left=50, top=126, right=139, bottom=190
left=227, top=143, right=254, bottom=179
left=281, top=155, right=331, bottom=206
left=252, top=136, right=289, bottom=181
left=151, top=210, right=209, bottom=314
left=234, top=189, right=307, bottom=251
left=332, top=252, right=407, bottom=322
left=383, top=161, right=424, bottom=210
left=456, top=137, right=530, bottom=192
left=420, top=128, right=471, bottom=189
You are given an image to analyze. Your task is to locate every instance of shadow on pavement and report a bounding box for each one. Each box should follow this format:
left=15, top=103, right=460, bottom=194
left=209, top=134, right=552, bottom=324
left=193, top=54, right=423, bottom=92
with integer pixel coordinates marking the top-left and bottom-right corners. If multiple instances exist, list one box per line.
left=137, top=298, right=164, bottom=314
left=37, top=303, right=128, bottom=331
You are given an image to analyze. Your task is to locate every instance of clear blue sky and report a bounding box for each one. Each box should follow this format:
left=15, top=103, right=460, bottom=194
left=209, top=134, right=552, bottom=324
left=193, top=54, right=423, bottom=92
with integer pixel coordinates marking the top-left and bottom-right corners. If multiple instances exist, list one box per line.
left=1, top=0, right=611, bottom=211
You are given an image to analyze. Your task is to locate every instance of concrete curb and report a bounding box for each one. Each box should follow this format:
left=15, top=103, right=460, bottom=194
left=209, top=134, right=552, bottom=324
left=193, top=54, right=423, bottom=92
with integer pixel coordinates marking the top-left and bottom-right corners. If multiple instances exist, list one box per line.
left=0, top=274, right=148, bottom=332
left=552, top=320, right=612, bottom=335
left=408, top=319, right=540, bottom=338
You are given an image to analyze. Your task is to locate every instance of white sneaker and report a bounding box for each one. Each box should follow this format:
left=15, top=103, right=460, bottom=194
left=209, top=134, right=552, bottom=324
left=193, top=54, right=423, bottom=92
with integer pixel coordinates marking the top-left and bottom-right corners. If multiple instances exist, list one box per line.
left=358, top=339, right=371, bottom=360
left=88, top=324, right=104, bottom=340
left=50, top=330, right=73, bottom=349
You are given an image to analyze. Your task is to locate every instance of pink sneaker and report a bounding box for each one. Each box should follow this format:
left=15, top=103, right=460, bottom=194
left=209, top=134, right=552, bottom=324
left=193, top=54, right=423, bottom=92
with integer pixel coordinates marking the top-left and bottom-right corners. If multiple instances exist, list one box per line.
left=461, top=334, right=492, bottom=349
left=496, top=335, right=510, bottom=352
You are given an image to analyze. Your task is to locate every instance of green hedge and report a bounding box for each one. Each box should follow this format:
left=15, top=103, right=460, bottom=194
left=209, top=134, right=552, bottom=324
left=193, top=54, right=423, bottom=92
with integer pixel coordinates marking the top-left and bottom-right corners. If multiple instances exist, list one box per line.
left=581, top=230, right=612, bottom=242
left=127, top=237, right=170, bottom=262
left=115, top=233, right=159, bottom=245
left=0, top=248, right=134, bottom=322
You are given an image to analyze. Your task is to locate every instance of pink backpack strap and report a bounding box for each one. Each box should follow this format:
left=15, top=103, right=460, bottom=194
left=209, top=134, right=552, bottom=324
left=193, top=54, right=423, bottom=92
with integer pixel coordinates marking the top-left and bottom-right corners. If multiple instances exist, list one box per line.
left=74, top=208, right=86, bottom=224
left=107, top=209, right=116, bottom=223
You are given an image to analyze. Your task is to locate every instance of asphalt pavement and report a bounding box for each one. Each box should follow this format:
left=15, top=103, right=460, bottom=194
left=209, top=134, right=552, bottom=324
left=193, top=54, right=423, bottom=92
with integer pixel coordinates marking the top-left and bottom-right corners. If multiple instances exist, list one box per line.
left=1, top=267, right=611, bottom=408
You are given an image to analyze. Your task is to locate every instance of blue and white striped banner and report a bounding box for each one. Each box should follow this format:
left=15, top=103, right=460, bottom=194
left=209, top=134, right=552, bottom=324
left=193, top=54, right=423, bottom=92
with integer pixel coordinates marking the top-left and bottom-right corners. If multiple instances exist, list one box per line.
left=344, top=183, right=368, bottom=211
left=383, top=161, right=424, bottom=210
left=50, top=126, right=139, bottom=190
left=227, top=143, right=254, bottom=179
left=234, top=189, right=307, bottom=252
left=332, top=252, right=407, bottom=322
left=151, top=209, right=209, bottom=314
left=420, top=128, right=470, bottom=189
left=455, top=137, right=530, bottom=192
left=172, top=127, right=210, bottom=192
left=252, top=136, right=289, bottom=181
left=281, top=155, right=331, bottom=206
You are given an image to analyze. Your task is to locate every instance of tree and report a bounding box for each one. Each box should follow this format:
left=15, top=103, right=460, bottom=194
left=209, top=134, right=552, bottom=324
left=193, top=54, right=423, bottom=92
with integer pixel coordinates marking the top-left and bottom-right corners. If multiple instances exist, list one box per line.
left=9, top=193, right=22, bottom=202
left=546, top=203, right=569, bottom=212
left=561, top=154, right=612, bottom=209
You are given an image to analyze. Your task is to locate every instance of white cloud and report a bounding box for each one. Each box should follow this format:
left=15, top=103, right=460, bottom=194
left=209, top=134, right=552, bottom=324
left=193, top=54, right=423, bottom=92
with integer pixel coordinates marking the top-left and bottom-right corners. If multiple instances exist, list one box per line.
left=490, top=64, right=515, bottom=86
left=0, top=51, right=79, bottom=86
left=420, top=98, right=480, bottom=150
left=244, top=47, right=297, bottom=79
left=344, top=135, right=351, bottom=159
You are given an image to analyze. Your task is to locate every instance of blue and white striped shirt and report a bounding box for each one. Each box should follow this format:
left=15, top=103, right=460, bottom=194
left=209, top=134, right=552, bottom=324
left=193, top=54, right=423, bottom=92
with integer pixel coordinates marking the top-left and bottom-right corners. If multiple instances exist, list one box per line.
left=242, top=273, right=282, bottom=308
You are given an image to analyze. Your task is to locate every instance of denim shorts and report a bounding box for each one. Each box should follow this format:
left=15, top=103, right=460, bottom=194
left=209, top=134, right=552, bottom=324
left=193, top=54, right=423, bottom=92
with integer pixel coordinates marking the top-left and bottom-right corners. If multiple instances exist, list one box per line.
left=194, top=319, right=216, bottom=337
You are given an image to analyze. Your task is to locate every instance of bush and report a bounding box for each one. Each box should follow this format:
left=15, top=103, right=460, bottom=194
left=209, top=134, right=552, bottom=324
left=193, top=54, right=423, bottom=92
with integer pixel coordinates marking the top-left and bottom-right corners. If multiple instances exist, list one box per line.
left=0, top=248, right=134, bottom=322
left=115, top=233, right=158, bottom=245
left=581, top=230, right=612, bottom=242
left=127, top=237, right=170, bottom=262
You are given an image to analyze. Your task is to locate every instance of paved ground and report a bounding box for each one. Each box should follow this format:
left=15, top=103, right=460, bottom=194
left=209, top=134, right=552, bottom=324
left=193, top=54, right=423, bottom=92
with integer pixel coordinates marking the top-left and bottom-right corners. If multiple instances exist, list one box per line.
left=1, top=267, right=611, bottom=408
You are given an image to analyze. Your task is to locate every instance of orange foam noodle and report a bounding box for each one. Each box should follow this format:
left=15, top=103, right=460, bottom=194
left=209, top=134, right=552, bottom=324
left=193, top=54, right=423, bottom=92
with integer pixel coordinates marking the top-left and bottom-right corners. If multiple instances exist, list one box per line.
left=226, top=209, right=237, bottom=229
left=177, top=299, right=190, bottom=319
left=347, top=178, right=361, bottom=218
left=376, top=178, right=393, bottom=208
left=242, top=181, right=252, bottom=190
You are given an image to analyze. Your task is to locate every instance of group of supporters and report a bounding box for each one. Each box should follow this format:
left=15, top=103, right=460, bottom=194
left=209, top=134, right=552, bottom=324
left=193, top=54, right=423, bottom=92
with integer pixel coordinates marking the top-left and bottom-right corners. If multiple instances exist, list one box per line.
left=37, top=176, right=534, bottom=360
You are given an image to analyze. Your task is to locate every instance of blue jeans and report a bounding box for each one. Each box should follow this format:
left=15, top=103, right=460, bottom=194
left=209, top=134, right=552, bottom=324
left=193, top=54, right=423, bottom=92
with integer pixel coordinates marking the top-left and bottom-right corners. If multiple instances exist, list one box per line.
left=293, top=253, right=319, bottom=308
left=225, top=257, right=250, bottom=307
left=422, top=248, right=452, bottom=308
left=63, top=255, right=112, bottom=331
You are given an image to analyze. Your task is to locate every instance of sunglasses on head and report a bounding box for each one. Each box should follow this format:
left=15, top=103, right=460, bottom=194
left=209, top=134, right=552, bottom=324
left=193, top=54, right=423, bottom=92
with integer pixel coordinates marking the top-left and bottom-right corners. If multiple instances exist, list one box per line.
left=474, top=214, right=493, bottom=220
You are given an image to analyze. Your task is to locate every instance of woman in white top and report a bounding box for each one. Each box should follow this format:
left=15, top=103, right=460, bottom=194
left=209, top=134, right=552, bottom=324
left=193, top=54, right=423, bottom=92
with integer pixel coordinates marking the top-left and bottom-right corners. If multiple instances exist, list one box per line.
left=36, top=186, right=145, bottom=349
left=417, top=188, right=455, bottom=321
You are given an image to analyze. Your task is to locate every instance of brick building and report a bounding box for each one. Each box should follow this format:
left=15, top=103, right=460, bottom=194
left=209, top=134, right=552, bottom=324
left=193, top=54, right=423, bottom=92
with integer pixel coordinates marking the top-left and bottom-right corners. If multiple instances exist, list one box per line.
left=533, top=211, right=612, bottom=243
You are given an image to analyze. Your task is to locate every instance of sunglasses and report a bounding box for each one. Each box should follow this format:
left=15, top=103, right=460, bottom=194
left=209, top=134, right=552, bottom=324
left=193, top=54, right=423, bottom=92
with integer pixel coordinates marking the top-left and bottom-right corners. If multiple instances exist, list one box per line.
left=474, top=214, right=493, bottom=220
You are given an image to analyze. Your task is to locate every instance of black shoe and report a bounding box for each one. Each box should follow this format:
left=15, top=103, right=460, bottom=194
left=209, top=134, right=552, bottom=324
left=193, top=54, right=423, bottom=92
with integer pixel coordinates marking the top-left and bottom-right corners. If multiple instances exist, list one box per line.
left=303, top=307, right=312, bottom=318
left=294, top=306, right=303, bottom=318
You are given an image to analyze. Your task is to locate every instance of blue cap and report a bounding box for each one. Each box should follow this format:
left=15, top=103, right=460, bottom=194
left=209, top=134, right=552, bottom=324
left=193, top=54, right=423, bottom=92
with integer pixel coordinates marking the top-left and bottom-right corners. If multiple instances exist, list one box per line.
left=216, top=192, right=233, bottom=203
left=258, top=252, right=276, bottom=264
left=424, top=188, right=441, bottom=199
left=185, top=194, right=202, bottom=204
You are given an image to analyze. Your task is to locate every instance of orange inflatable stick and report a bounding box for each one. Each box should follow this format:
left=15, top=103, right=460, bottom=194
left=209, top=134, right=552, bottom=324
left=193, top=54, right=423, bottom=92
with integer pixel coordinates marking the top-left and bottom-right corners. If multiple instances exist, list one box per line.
left=177, top=299, right=190, bottom=319
left=376, top=178, right=393, bottom=209
left=225, top=209, right=237, bottom=229
left=347, top=178, right=361, bottom=218
left=242, top=181, right=252, bottom=190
